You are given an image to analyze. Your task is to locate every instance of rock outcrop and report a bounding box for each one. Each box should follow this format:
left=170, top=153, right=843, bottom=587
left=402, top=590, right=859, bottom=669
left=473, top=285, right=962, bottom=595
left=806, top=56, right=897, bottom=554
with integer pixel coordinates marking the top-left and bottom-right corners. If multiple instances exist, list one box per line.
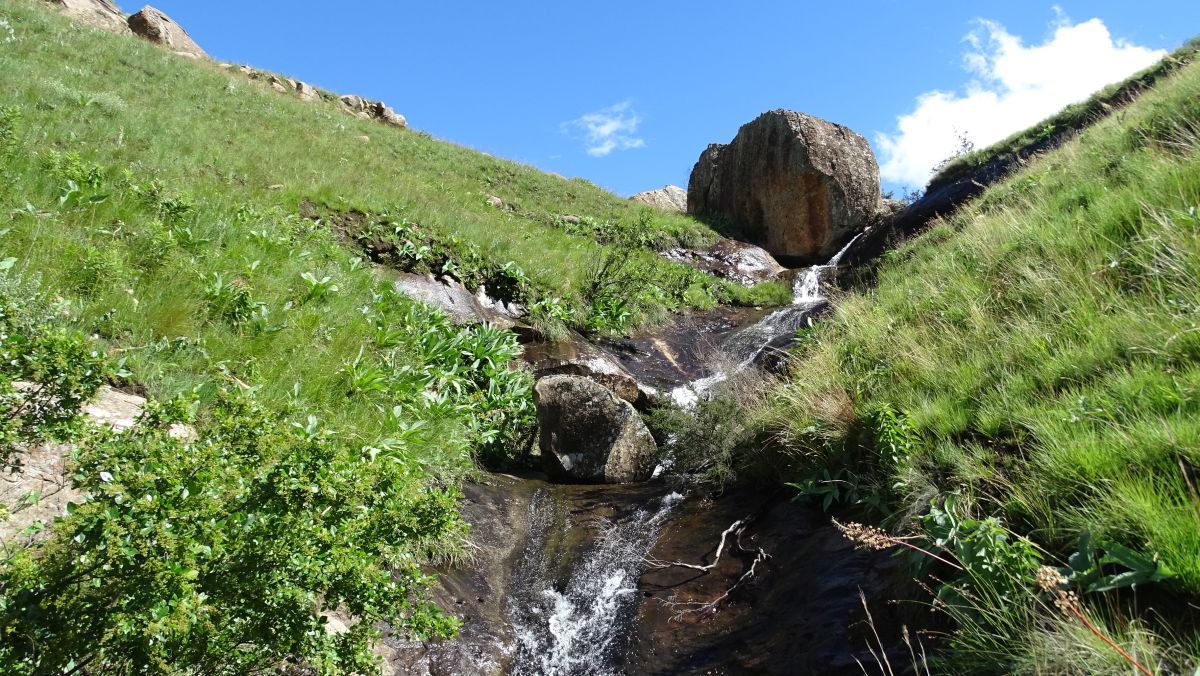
left=295, top=81, right=320, bottom=102
left=535, top=375, right=656, bottom=484
left=688, top=109, right=880, bottom=264
left=341, top=95, right=407, bottom=129
left=1, top=386, right=192, bottom=548
left=49, top=0, right=128, bottom=33
left=393, top=274, right=526, bottom=330
left=630, top=185, right=687, bottom=213
left=661, top=238, right=785, bottom=287
left=127, top=5, right=207, bottom=59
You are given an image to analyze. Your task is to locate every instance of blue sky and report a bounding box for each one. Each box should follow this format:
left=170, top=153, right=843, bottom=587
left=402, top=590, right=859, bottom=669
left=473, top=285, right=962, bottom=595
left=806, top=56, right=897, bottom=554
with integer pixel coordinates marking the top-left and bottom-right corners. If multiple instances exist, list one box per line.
left=117, top=2, right=1197, bottom=196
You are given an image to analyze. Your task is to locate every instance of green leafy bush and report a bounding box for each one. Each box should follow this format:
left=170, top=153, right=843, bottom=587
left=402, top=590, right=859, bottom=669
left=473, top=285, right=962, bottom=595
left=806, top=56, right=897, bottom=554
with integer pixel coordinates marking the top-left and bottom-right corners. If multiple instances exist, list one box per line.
left=646, top=396, right=755, bottom=490
left=922, top=496, right=1042, bottom=611
left=0, top=277, right=108, bottom=461
left=0, top=391, right=463, bottom=674
left=202, top=272, right=258, bottom=327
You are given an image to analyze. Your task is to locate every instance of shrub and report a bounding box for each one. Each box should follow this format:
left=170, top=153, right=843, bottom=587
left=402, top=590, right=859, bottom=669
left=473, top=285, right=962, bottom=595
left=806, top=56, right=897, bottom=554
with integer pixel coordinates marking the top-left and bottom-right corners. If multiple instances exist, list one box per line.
left=202, top=272, right=258, bottom=327
left=0, top=105, right=19, bottom=155
left=646, top=395, right=755, bottom=491
left=63, top=245, right=124, bottom=296
left=0, top=278, right=108, bottom=462
left=0, top=391, right=464, bottom=674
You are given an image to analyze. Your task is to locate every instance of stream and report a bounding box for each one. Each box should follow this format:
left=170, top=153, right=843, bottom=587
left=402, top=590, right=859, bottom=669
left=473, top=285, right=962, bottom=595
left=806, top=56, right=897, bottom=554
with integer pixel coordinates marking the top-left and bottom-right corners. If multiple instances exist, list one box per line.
left=389, top=234, right=906, bottom=675
left=509, top=490, right=683, bottom=675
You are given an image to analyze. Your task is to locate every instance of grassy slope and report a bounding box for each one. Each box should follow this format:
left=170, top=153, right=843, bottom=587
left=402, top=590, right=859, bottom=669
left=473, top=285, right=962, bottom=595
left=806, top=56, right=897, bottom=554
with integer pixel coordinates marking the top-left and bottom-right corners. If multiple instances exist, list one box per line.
left=770, top=51, right=1200, bottom=670
left=0, top=0, right=781, bottom=327
left=0, top=0, right=773, bottom=441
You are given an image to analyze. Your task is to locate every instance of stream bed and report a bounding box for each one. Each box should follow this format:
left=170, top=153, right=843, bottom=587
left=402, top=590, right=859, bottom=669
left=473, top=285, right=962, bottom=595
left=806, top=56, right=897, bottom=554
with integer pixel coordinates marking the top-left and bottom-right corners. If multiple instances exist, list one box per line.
left=390, top=241, right=911, bottom=674
left=387, top=476, right=910, bottom=675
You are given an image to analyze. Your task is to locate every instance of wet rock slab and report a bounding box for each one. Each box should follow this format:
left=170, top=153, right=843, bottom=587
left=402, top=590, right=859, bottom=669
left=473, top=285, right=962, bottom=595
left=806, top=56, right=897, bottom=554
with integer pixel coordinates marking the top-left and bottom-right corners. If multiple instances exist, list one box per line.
left=660, top=238, right=786, bottom=287
left=626, top=492, right=912, bottom=675
left=595, top=306, right=769, bottom=392
left=387, top=475, right=663, bottom=675
left=393, top=273, right=526, bottom=330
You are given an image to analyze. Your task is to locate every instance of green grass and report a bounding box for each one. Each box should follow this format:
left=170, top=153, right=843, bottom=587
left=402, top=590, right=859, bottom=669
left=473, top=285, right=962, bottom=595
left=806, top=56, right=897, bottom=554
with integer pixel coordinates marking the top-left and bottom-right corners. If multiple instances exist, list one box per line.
left=0, top=0, right=783, bottom=440
left=768, top=53, right=1200, bottom=672
left=0, top=0, right=780, bottom=337
left=929, top=36, right=1200, bottom=190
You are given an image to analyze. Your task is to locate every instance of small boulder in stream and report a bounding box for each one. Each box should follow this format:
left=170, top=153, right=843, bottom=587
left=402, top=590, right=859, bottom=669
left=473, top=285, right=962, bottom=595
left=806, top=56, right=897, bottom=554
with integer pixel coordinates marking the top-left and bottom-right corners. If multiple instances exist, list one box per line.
left=522, top=335, right=652, bottom=409
left=534, top=375, right=656, bottom=484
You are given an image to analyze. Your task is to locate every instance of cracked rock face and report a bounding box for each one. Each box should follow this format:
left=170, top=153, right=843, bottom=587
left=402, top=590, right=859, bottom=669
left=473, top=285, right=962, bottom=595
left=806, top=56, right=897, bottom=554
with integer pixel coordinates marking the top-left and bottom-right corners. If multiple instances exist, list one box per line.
left=687, top=109, right=880, bottom=264
left=49, top=0, right=128, bottom=33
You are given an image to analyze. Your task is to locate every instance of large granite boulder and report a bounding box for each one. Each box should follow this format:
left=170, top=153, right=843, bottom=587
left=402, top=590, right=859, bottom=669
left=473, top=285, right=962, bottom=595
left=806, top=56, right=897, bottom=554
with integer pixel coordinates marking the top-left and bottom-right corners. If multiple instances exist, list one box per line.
left=127, top=5, right=207, bottom=59
left=630, top=185, right=687, bottom=213
left=535, top=375, right=656, bottom=484
left=48, top=0, right=128, bottom=33
left=688, top=110, right=880, bottom=264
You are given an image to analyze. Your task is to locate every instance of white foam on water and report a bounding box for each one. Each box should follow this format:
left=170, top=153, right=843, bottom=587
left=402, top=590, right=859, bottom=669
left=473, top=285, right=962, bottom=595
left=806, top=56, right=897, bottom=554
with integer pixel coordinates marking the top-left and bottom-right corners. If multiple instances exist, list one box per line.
left=666, top=232, right=866, bottom=409
left=511, top=493, right=682, bottom=676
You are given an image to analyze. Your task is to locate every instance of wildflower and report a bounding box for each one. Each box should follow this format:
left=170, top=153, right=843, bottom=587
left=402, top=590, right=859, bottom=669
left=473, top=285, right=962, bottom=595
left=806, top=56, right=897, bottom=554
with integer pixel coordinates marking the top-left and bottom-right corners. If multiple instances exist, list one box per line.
left=836, top=520, right=893, bottom=551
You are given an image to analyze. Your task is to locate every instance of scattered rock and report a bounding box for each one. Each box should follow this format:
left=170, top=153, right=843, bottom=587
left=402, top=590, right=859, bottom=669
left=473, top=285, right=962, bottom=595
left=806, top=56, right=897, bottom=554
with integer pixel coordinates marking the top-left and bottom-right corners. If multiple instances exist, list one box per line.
left=270, top=80, right=287, bottom=94
left=356, top=135, right=370, bottom=143
left=127, top=5, right=208, bottom=59
left=535, top=375, right=657, bottom=484
left=661, top=238, right=786, bottom=287
left=486, top=195, right=506, bottom=210
left=48, top=0, right=129, bottom=34
left=688, top=109, right=880, bottom=264
left=630, top=185, right=687, bottom=213
left=295, top=81, right=320, bottom=102
left=562, top=215, right=581, bottom=225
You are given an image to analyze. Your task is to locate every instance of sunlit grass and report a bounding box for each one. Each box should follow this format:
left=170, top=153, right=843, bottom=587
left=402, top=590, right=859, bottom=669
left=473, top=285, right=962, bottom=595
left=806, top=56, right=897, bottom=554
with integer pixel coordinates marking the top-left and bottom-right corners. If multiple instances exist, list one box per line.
left=767, top=52, right=1200, bottom=668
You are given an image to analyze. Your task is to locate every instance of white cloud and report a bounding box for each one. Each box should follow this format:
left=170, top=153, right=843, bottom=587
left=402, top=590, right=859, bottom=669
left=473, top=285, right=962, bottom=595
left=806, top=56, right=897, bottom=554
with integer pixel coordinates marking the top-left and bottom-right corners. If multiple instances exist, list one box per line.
left=877, top=15, right=1165, bottom=187
left=563, top=100, right=645, bottom=157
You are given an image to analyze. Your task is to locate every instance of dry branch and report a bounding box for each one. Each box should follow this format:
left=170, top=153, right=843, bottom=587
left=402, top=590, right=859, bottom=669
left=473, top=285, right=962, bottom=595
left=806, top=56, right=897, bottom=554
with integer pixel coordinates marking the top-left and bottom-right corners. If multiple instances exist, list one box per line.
left=647, top=516, right=771, bottom=620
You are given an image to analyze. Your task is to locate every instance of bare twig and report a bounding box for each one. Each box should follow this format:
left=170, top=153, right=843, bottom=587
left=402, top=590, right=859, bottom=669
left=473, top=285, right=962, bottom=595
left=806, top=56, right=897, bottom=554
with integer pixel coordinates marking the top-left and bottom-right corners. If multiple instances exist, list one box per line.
left=645, top=517, right=749, bottom=572
left=653, top=520, right=770, bottom=621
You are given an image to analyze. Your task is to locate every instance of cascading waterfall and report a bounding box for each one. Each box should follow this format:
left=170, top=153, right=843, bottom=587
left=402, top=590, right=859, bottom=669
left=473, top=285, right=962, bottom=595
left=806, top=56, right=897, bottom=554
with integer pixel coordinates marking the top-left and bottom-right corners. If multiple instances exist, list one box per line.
left=509, top=491, right=683, bottom=676
left=668, top=232, right=864, bottom=407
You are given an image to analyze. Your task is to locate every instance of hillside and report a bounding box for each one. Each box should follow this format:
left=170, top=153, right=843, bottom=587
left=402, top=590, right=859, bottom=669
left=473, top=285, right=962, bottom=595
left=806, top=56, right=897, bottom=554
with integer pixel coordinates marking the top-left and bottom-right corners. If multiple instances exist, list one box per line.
left=765, top=46, right=1200, bottom=673
left=4, top=0, right=1200, bottom=673
left=0, top=0, right=772, bottom=671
